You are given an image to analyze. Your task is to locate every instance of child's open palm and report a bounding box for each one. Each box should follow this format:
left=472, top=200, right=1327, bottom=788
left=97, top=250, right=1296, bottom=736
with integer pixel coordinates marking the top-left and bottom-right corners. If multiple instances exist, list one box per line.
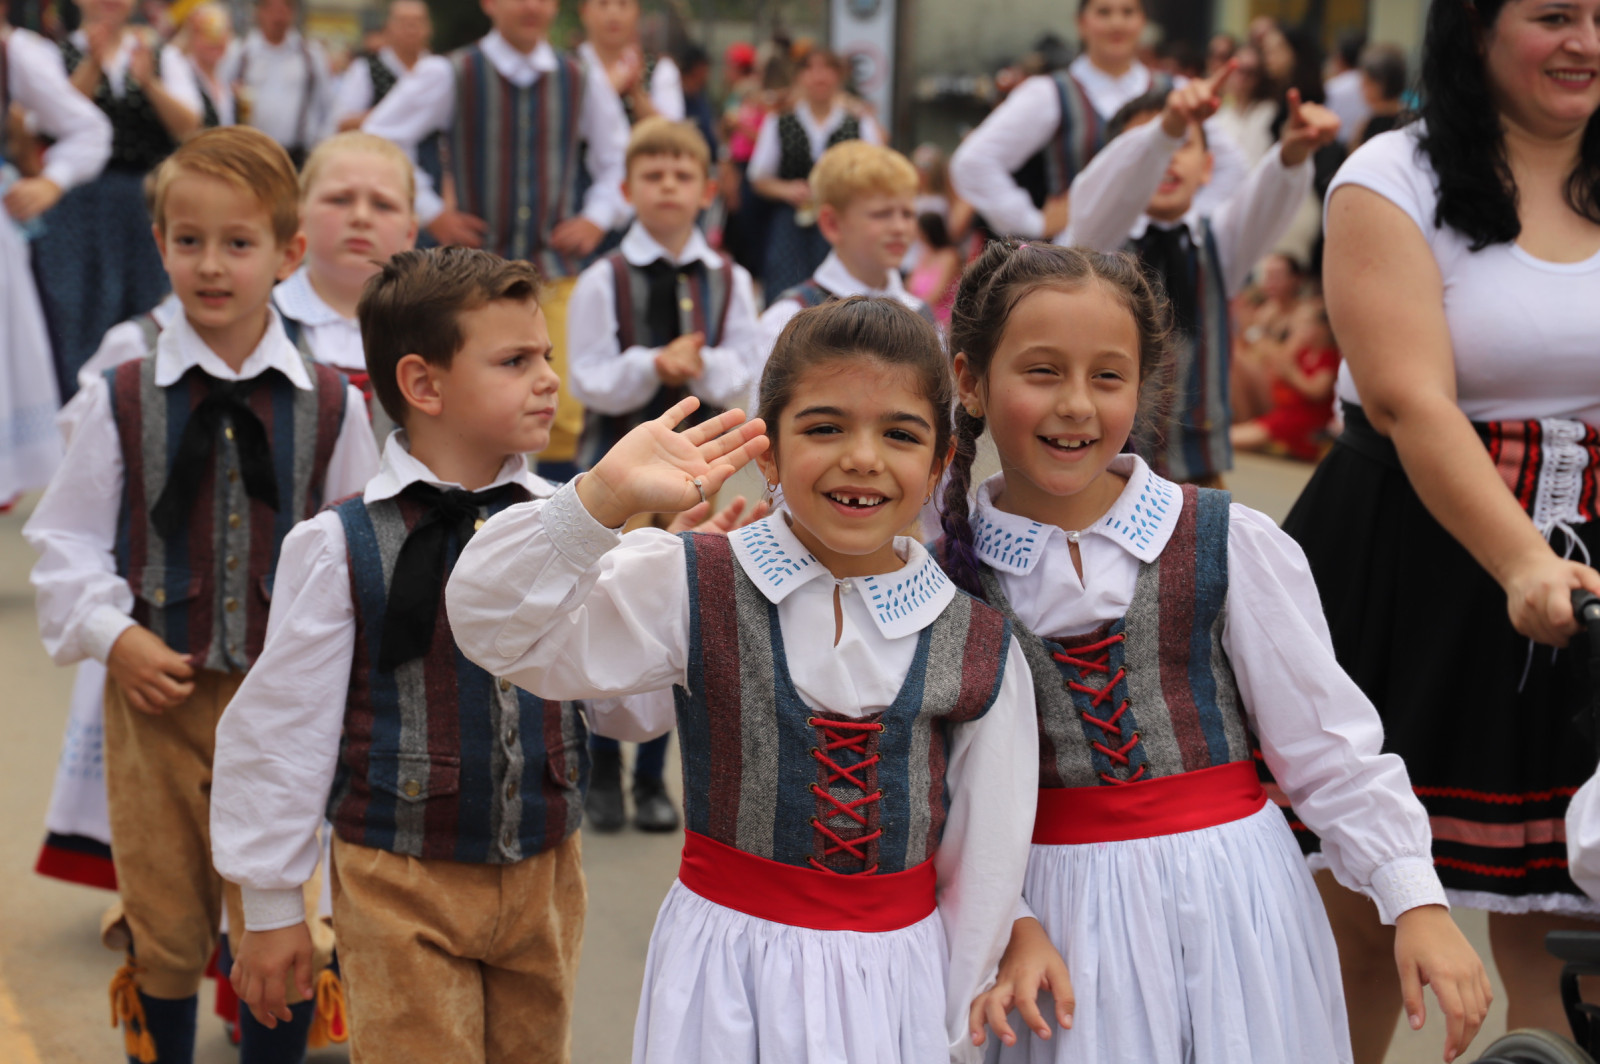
left=577, top=397, right=768, bottom=529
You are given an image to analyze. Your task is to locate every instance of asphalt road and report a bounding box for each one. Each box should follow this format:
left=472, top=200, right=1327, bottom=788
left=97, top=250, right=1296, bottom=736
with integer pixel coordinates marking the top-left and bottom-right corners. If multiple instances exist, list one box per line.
left=0, top=455, right=1516, bottom=1063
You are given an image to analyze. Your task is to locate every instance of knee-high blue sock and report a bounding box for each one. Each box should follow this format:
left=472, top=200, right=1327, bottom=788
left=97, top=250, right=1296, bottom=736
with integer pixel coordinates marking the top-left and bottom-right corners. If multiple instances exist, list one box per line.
left=238, top=997, right=314, bottom=1064
left=131, top=991, right=197, bottom=1064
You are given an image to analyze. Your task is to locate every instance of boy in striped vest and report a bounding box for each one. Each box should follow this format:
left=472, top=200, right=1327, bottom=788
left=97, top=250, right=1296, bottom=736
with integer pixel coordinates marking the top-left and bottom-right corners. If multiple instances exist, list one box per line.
left=361, top=0, right=631, bottom=479
left=566, top=117, right=758, bottom=834
left=24, top=127, right=379, bottom=1064
left=755, top=140, right=932, bottom=380
left=1058, top=76, right=1339, bottom=485
left=212, top=247, right=591, bottom=1063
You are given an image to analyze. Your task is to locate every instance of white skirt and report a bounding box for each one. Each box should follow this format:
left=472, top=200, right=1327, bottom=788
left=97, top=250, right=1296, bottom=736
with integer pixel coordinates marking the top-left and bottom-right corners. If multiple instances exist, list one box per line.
left=990, top=800, right=1351, bottom=1064
left=0, top=213, right=63, bottom=500
left=634, top=879, right=950, bottom=1064
left=43, top=660, right=113, bottom=847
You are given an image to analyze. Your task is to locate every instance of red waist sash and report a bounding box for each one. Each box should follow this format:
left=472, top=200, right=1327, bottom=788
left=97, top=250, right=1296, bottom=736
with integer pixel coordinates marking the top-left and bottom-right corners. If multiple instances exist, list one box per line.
left=1033, top=761, right=1268, bottom=845
left=677, top=830, right=937, bottom=932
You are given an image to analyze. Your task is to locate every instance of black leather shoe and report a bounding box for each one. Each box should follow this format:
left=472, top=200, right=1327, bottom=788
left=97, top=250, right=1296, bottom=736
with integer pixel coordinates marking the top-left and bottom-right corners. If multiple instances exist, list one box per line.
left=585, top=748, right=626, bottom=832
left=632, top=775, right=680, bottom=833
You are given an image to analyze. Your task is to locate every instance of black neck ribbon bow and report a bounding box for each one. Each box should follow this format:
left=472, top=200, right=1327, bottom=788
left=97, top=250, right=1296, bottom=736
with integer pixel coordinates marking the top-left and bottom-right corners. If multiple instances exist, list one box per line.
left=149, top=369, right=281, bottom=539
left=1132, top=224, right=1200, bottom=338
left=641, top=256, right=706, bottom=346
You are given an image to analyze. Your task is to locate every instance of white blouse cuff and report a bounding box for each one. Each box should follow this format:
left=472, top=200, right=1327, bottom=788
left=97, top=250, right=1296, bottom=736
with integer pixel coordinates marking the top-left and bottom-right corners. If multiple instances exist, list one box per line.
left=241, top=886, right=308, bottom=933
left=1370, top=855, right=1449, bottom=925
left=546, top=479, right=623, bottom=566
left=85, top=606, right=139, bottom=664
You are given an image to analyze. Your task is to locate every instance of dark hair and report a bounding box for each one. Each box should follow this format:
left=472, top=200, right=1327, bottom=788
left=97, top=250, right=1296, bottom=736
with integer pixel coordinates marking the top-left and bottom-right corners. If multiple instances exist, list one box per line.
left=1077, top=0, right=1144, bottom=14
left=1109, top=91, right=1208, bottom=149
left=1419, top=0, right=1600, bottom=250
left=1336, top=28, right=1368, bottom=70
left=1269, top=24, right=1326, bottom=139
left=917, top=211, right=951, bottom=250
left=678, top=43, right=709, bottom=73
left=757, top=296, right=954, bottom=466
left=1359, top=42, right=1408, bottom=101
left=939, top=241, right=1174, bottom=597
left=1157, top=39, right=1204, bottom=80
left=358, top=247, right=542, bottom=425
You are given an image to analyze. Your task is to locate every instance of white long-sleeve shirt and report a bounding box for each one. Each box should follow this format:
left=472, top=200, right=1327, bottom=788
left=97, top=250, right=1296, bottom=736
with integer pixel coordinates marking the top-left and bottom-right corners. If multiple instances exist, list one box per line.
left=362, top=31, right=629, bottom=229
left=272, top=267, right=364, bottom=371
left=211, top=436, right=549, bottom=932
left=567, top=222, right=756, bottom=415
left=1569, top=773, right=1600, bottom=901
left=745, top=101, right=883, bottom=183
left=753, top=252, right=929, bottom=382
left=1058, top=116, right=1312, bottom=300
left=949, top=57, right=1248, bottom=239
left=24, top=310, right=379, bottom=668
left=446, top=485, right=1038, bottom=1063
left=326, top=46, right=425, bottom=139
left=972, top=456, right=1448, bottom=925
left=576, top=41, right=684, bottom=122
left=4, top=27, right=112, bottom=194
left=221, top=29, right=332, bottom=151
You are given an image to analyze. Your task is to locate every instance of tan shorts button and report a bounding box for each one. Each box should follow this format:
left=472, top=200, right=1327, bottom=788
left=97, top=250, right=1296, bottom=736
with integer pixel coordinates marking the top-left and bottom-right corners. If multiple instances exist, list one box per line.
left=403, top=779, right=421, bottom=798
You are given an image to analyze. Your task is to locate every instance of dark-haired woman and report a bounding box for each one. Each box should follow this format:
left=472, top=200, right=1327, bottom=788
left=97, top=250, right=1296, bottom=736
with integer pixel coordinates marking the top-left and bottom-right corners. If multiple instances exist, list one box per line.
left=1282, top=0, right=1600, bottom=1056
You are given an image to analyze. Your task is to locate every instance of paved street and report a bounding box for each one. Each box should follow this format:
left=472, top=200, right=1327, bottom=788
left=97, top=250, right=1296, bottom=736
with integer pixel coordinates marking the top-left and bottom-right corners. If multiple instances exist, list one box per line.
left=0, top=455, right=1522, bottom=1062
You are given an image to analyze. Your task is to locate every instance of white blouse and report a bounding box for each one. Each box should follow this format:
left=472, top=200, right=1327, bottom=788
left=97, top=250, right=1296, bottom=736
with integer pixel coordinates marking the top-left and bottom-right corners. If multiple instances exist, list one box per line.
left=446, top=484, right=1039, bottom=1062
left=273, top=267, right=365, bottom=372
left=971, top=455, right=1448, bottom=924
left=1328, top=126, right=1600, bottom=427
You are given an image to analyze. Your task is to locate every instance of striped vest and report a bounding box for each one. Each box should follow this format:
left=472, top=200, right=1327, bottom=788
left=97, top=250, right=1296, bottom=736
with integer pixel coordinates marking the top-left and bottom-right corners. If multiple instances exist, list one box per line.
left=578, top=251, right=736, bottom=468
left=677, top=531, right=1011, bottom=874
left=1127, top=219, right=1232, bottom=482
left=448, top=44, right=587, bottom=279
left=774, top=279, right=938, bottom=327
left=978, top=485, right=1250, bottom=788
left=327, top=489, right=588, bottom=863
left=776, top=111, right=861, bottom=181
left=108, top=357, right=347, bottom=672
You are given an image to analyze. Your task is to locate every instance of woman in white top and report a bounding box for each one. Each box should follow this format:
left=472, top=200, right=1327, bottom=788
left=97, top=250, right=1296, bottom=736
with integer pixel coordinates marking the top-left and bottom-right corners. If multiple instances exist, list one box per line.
left=746, top=46, right=882, bottom=298
left=1280, top=0, right=1600, bottom=1056
left=31, top=0, right=200, bottom=395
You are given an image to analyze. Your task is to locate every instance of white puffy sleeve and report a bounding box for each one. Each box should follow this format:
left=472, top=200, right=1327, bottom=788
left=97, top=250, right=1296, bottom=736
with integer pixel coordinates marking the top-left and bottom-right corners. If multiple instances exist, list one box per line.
left=1224, top=504, right=1446, bottom=924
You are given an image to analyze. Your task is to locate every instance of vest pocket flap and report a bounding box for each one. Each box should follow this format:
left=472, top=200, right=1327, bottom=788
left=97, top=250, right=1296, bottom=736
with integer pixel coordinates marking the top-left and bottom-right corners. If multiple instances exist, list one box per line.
left=130, top=567, right=203, bottom=609
left=370, top=753, right=461, bottom=803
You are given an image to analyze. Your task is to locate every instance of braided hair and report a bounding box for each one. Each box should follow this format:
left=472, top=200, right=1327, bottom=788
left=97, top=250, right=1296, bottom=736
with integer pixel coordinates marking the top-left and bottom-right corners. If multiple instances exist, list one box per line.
left=938, top=240, right=1174, bottom=598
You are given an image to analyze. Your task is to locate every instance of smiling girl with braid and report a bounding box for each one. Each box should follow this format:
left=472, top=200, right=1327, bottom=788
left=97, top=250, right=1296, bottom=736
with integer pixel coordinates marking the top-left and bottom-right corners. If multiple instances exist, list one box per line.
left=938, top=240, right=1490, bottom=1064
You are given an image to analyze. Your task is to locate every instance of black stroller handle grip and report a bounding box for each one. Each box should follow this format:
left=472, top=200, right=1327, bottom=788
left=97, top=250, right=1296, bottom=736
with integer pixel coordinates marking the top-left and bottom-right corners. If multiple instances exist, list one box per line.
left=1573, top=589, right=1600, bottom=628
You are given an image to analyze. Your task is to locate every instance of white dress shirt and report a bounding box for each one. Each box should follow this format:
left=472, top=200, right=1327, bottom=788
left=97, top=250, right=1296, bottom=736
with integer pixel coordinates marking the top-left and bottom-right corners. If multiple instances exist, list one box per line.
left=1570, top=773, right=1600, bottom=902
left=3, top=27, right=112, bottom=194
left=576, top=41, right=684, bottom=122
left=972, top=456, right=1448, bottom=924
left=1324, top=68, right=1370, bottom=147
left=211, top=435, right=550, bottom=931
left=362, top=31, right=629, bottom=228
left=445, top=488, right=1037, bottom=1060
left=24, top=309, right=380, bottom=668
left=949, top=57, right=1248, bottom=239
left=273, top=267, right=364, bottom=371
left=221, top=29, right=332, bottom=150
left=745, top=101, right=883, bottom=183
left=567, top=223, right=757, bottom=415
left=1059, top=116, right=1312, bottom=300
left=754, top=251, right=929, bottom=381
left=327, top=46, right=424, bottom=139
left=74, top=295, right=183, bottom=394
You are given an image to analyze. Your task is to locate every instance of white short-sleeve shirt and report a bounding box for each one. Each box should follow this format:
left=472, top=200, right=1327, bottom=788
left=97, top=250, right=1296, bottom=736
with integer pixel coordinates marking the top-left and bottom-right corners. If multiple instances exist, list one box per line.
left=1327, top=126, right=1600, bottom=427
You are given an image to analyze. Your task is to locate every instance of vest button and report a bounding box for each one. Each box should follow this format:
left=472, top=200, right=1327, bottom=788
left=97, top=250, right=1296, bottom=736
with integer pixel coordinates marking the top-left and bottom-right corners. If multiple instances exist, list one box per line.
left=224, top=425, right=235, bottom=441
left=224, top=597, right=239, bottom=613
left=505, top=780, right=517, bottom=801
left=567, top=764, right=579, bottom=783
left=474, top=517, right=486, bottom=531
left=152, top=588, right=167, bottom=606
left=517, top=205, right=532, bottom=221
left=226, top=555, right=239, bottom=571
left=228, top=513, right=242, bottom=530
left=502, top=828, right=515, bottom=848
left=403, top=779, right=421, bottom=798
left=678, top=297, right=694, bottom=312
left=498, top=677, right=512, bottom=692
left=227, top=468, right=239, bottom=484
left=505, top=727, right=518, bottom=747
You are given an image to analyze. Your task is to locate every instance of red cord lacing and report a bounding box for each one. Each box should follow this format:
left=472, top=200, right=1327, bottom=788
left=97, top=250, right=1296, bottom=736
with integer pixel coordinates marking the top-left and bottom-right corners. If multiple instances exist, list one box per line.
left=1053, top=633, right=1146, bottom=785
left=807, top=717, right=885, bottom=874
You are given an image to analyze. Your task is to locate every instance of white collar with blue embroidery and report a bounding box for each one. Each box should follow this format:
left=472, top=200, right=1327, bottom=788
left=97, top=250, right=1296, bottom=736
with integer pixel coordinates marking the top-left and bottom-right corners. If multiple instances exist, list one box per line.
left=728, top=513, right=956, bottom=641
left=971, top=454, right=1184, bottom=573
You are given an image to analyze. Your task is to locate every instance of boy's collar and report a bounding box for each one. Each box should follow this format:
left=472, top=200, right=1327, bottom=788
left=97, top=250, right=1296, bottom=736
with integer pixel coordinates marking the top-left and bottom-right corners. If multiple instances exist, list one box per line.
left=273, top=267, right=346, bottom=327
left=365, top=431, right=549, bottom=503
left=482, top=29, right=555, bottom=70
left=154, top=307, right=312, bottom=390
left=814, top=251, right=906, bottom=299
left=621, top=222, right=719, bottom=269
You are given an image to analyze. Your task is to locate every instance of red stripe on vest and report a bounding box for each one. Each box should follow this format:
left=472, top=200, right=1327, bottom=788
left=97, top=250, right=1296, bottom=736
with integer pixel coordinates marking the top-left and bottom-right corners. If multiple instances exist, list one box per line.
left=697, top=538, right=745, bottom=843
left=1155, top=491, right=1210, bottom=771
left=679, top=829, right=937, bottom=932
left=1032, top=760, right=1267, bottom=844
left=542, top=691, right=573, bottom=849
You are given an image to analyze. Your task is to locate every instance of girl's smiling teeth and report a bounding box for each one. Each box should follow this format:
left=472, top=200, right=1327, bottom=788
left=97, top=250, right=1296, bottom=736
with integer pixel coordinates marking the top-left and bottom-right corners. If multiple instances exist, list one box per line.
left=1041, top=435, right=1097, bottom=452
left=824, top=490, right=888, bottom=509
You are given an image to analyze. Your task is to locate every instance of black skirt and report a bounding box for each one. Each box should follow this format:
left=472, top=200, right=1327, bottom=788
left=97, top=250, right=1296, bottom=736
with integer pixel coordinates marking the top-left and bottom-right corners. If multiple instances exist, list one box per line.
left=1277, top=405, right=1600, bottom=911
